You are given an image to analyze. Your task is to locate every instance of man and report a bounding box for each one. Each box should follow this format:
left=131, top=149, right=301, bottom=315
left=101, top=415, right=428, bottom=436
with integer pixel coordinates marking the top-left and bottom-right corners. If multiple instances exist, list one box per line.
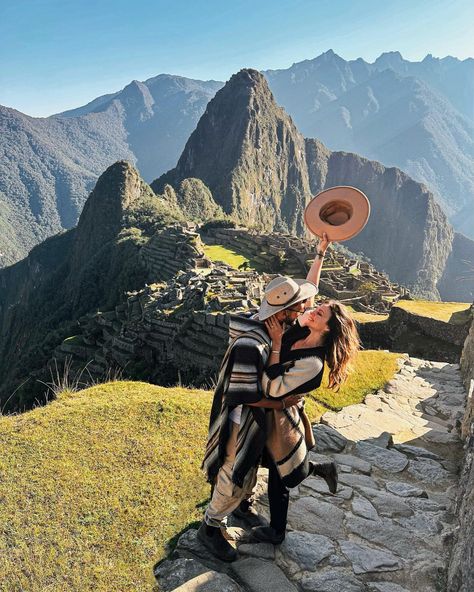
left=198, top=275, right=318, bottom=561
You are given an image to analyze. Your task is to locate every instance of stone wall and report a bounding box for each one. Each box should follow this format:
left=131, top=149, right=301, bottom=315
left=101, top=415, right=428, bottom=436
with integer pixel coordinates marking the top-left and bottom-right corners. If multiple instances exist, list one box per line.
left=49, top=260, right=263, bottom=388
left=360, top=305, right=472, bottom=363
left=204, top=227, right=409, bottom=314
left=140, top=225, right=211, bottom=281
left=447, top=306, right=474, bottom=591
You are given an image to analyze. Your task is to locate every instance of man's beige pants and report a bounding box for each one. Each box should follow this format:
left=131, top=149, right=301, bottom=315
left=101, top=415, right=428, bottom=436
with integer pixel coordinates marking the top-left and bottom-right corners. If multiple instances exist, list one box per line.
left=204, top=420, right=258, bottom=527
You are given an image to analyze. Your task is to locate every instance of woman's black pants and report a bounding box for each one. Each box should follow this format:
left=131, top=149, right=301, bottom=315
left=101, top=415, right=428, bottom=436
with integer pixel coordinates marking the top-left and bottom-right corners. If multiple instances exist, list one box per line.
left=267, top=456, right=290, bottom=534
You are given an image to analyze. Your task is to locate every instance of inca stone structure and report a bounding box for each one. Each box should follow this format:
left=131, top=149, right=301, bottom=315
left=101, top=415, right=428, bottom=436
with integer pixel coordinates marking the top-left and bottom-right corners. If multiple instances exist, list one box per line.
left=51, top=225, right=266, bottom=385
left=204, top=227, right=409, bottom=314
left=50, top=223, right=409, bottom=387
left=155, top=333, right=474, bottom=592
left=360, top=305, right=473, bottom=364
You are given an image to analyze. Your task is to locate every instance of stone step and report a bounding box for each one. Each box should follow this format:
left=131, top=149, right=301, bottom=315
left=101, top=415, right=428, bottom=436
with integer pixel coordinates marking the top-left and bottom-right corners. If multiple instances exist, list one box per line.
left=154, top=354, right=466, bottom=592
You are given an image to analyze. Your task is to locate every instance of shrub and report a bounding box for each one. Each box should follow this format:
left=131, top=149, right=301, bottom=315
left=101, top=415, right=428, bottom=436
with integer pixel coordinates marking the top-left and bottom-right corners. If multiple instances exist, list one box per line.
left=200, top=218, right=236, bottom=232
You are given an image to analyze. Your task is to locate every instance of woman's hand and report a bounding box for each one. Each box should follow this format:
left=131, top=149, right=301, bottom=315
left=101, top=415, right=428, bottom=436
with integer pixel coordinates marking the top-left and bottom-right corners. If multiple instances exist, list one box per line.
left=318, top=232, right=331, bottom=254
left=282, top=394, right=303, bottom=408
left=265, top=315, right=284, bottom=347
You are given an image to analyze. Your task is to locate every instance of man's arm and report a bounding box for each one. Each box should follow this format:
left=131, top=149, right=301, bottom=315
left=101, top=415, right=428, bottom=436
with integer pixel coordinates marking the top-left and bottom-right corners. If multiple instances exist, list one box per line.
left=247, top=394, right=302, bottom=409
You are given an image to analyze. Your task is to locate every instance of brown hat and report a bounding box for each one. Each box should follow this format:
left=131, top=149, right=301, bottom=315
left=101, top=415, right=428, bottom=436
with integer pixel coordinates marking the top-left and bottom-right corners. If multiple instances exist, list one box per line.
left=258, top=276, right=318, bottom=321
left=304, top=186, right=370, bottom=242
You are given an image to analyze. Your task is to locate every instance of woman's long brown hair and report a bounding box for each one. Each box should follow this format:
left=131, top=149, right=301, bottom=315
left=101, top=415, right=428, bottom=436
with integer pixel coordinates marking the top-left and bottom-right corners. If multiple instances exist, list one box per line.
left=324, top=299, right=361, bottom=390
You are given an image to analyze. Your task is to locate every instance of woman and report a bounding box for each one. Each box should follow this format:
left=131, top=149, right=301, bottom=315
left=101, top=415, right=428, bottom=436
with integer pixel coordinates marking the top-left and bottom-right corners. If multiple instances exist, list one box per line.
left=250, top=289, right=361, bottom=544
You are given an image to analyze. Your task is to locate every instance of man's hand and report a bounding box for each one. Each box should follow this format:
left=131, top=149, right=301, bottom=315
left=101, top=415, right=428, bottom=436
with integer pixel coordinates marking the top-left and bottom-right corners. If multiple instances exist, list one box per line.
left=265, top=315, right=284, bottom=347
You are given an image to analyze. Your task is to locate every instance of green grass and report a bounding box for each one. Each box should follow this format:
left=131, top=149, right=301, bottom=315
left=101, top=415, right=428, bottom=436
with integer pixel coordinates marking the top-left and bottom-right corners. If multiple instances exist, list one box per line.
left=344, top=306, right=389, bottom=324
left=201, top=243, right=251, bottom=269
left=305, top=350, right=399, bottom=416
left=393, top=299, right=471, bottom=324
left=0, top=383, right=211, bottom=592
left=0, top=351, right=399, bottom=591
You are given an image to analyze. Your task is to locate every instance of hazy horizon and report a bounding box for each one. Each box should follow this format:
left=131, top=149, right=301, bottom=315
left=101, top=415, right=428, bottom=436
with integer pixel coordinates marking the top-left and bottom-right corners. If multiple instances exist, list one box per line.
left=1, top=0, right=473, bottom=117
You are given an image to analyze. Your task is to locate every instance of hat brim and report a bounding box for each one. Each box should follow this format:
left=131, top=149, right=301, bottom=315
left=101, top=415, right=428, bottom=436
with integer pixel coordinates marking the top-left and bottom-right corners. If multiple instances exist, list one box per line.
left=304, top=186, right=370, bottom=242
left=258, top=279, right=318, bottom=321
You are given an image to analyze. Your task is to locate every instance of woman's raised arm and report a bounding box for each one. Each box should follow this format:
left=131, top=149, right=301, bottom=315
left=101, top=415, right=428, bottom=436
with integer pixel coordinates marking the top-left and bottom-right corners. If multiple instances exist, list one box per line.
left=306, top=232, right=331, bottom=307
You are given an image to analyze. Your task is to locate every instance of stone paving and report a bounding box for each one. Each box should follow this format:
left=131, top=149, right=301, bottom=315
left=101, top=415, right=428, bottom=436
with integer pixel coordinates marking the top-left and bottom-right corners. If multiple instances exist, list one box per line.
left=154, top=356, right=466, bottom=592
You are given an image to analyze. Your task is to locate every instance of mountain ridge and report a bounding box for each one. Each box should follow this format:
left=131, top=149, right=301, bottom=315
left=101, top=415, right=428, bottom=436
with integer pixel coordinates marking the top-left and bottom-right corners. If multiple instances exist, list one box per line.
left=263, top=51, right=474, bottom=237
left=153, top=68, right=473, bottom=301
left=1, top=50, right=473, bottom=267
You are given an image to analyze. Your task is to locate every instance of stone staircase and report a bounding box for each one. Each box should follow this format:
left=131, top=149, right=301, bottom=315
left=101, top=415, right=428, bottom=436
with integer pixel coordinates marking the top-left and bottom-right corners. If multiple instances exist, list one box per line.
left=154, top=356, right=466, bottom=592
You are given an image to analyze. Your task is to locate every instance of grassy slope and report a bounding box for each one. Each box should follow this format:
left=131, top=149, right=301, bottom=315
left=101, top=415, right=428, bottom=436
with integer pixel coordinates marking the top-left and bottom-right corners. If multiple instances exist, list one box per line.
left=393, top=299, right=471, bottom=324
left=306, top=350, right=398, bottom=412
left=201, top=243, right=251, bottom=269
left=0, top=383, right=211, bottom=592
left=0, top=351, right=398, bottom=591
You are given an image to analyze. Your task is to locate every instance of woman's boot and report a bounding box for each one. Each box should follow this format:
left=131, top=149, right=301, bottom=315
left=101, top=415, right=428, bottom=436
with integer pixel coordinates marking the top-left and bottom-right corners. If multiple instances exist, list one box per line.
left=196, top=521, right=238, bottom=562
left=309, top=460, right=338, bottom=494
left=251, top=525, right=285, bottom=545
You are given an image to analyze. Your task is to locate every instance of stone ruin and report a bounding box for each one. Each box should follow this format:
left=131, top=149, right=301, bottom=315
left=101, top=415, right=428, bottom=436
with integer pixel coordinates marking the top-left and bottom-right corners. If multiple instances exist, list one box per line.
left=51, top=225, right=265, bottom=386
left=203, top=227, right=409, bottom=314
left=50, top=223, right=410, bottom=388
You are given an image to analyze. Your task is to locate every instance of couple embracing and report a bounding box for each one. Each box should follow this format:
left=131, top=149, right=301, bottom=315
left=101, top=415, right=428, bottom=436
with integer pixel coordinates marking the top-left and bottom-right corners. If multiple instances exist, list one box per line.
left=199, top=234, right=360, bottom=562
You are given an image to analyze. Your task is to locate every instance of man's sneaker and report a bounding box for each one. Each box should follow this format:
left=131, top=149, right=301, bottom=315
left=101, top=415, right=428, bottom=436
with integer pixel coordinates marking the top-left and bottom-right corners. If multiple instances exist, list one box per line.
left=309, top=459, right=338, bottom=494
left=196, top=521, right=238, bottom=562
left=231, top=500, right=264, bottom=528
left=250, top=525, right=285, bottom=545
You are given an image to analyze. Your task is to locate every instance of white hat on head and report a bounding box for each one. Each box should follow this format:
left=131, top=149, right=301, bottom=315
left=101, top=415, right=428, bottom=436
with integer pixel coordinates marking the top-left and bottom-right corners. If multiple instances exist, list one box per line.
left=258, top=276, right=318, bottom=321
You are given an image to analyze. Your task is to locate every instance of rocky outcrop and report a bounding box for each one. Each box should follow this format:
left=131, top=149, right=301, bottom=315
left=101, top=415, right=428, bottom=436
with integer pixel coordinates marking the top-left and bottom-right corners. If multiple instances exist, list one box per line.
left=360, top=304, right=472, bottom=363
left=170, top=178, right=225, bottom=223
left=437, top=233, right=474, bottom=302
left=69, top=160, right=149, bottom=269
left=152, top=69, right=312, bottom=234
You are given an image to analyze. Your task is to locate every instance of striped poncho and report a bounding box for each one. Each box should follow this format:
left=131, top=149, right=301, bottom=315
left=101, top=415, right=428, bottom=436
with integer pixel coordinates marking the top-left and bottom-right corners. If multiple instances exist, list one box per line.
left=262, top=320, right=326, bottom=487
left=201, top=314, right=271, bottom=488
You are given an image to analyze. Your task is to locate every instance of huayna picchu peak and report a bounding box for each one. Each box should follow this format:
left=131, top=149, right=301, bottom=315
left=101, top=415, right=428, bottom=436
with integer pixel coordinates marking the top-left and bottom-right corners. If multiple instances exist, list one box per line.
left=153, top=68, right=312, bottom=234
left=152, top=68, right=474, bottom=302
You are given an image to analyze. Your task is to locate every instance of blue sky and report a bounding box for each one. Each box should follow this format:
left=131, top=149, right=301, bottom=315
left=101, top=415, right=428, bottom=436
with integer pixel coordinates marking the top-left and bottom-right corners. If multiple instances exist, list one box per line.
left=1, top=0, right=473, bottom=116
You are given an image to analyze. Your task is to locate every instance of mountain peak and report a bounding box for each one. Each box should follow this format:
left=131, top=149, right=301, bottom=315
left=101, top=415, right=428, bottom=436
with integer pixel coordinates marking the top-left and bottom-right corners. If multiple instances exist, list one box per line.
left=374, top=51, right=405, bottom=67
left=85, top=160, right=143, bottom=211
left=119, top=80, right=154, bottom=115
left=152, top=69, right=310, bottom=233
left=73, top=161, right=147, bottom=264
left=226, top=68, right=267, bottom=90
left=314, top=49, right=344, bottom=64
